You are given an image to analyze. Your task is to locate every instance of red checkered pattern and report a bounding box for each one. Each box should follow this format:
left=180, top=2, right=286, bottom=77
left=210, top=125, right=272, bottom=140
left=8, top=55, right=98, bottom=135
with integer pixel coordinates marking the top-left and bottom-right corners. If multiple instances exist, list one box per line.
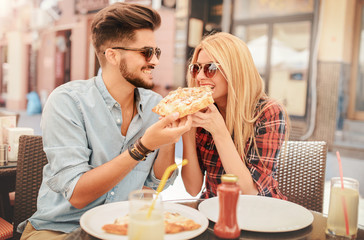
left=0, top=217, right=13, bottom=240
left=196, top=100, right=288, bottom=199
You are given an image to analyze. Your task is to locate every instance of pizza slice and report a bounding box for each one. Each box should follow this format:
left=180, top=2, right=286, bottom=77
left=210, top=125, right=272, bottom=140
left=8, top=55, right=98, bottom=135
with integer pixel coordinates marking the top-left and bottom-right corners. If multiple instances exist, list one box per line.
left=152, top=86, right=214, bottom=118
left=102, top=211, right=201, bottom=235
left=102, top=223, right=128, bottom=235
left=163, top=212, right=201, bottom=234
left=102, top=215, right=128, bottom=235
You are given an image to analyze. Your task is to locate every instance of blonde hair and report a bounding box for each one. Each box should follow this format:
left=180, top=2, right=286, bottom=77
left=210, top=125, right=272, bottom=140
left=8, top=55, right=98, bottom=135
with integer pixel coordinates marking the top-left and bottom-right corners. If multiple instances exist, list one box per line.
left=188, top=32, right=288, bottom=162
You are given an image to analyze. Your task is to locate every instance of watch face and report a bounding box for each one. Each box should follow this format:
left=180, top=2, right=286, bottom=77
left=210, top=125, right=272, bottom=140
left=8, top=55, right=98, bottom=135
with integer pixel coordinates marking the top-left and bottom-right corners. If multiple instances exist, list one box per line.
left=163, top=0, right=176, bottom=8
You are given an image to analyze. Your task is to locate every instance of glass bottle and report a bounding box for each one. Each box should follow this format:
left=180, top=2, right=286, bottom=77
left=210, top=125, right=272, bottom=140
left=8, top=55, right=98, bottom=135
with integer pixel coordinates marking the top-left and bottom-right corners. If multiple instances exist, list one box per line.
left=214, top=174, right=241, bottom=239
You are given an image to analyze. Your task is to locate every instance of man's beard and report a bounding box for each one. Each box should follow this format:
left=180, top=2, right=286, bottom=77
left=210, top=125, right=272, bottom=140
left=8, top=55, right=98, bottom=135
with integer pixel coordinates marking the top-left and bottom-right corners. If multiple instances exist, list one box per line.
left=119, top=60, right=154, bottom=89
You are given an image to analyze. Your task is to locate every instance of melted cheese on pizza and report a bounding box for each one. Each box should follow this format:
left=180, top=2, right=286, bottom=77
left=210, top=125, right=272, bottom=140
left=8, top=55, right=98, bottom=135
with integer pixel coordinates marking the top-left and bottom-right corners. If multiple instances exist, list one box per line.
left=152, top=86, right=214, bottom=118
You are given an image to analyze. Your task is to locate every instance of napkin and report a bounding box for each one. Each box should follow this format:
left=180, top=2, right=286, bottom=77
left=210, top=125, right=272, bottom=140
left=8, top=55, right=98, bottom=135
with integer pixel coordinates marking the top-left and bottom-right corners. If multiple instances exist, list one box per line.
left=0, top=116, right=17, bottom=144
left=3, top=127, right=34, bottom=162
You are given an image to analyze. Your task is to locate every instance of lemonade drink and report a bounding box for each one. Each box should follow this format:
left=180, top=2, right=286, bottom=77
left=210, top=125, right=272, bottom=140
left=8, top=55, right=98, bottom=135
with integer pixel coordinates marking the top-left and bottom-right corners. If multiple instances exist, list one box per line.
left=128, top=211, right=164, bottom=240
left=128, top=189, right=164, bottom=240
left=326, top=178, right=359, bottom=239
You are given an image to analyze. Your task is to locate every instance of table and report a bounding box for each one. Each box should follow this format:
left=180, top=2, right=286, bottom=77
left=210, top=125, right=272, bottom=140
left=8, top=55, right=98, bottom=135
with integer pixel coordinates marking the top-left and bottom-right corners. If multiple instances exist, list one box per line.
left=0, top=162, right=17, bottom=222
left=71, top=199, right=364, bottom=240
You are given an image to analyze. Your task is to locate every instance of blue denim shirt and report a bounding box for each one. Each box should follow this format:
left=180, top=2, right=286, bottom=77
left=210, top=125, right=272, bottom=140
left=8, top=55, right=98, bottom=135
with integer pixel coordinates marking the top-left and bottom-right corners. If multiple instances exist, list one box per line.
left=20, top=76, right=177, bottom=233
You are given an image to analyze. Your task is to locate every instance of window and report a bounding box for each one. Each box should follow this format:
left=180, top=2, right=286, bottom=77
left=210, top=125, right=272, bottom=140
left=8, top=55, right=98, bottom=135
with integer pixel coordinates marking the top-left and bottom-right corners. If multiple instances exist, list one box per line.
left=232, top=0, right=316, bottom=118
left=349, top=0, right=364, bottom=119
left=270, top=21, right=310, bottom=116
left=234, top=24, right=268, bottom=79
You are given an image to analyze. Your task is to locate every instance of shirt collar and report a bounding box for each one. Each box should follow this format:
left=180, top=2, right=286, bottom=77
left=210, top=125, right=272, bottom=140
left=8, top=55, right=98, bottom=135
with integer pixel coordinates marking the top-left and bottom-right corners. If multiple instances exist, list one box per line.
left=135, top=88, right=143, bottom=113
left=95, top=75, right=117, bottom=109
left=95, top=75, right=145, bottom=113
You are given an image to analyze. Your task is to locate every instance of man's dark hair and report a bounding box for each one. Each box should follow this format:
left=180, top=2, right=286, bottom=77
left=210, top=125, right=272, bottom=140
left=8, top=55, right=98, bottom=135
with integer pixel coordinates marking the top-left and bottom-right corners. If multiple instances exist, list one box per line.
left=91, top=2, right=161, bottom=54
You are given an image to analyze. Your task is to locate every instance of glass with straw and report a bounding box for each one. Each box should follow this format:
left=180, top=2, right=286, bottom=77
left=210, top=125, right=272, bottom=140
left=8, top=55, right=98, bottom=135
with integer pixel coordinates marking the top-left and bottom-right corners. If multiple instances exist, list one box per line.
left=326, top=152, right=359, bottom=239
left=128, top=189, right=164, bottom=240
left=128, top=160, right=188, bottom=240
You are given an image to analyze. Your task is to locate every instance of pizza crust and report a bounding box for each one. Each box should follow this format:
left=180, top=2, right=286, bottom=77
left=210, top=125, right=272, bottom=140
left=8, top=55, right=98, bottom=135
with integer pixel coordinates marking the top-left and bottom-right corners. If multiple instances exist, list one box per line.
left=152, top=87, right=214, bottom=118
left=102, top=223, right=128, bottom=235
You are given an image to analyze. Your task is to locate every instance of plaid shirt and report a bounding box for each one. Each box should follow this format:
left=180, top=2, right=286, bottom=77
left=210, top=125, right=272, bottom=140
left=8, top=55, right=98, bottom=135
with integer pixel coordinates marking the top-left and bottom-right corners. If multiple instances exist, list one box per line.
left=196, top=100, right=287, bottom=200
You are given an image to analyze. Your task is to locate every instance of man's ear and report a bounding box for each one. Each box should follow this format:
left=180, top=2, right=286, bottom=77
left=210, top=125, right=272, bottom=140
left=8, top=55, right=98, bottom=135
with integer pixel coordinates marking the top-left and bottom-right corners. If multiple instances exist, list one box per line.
left=104, top=49, right=119, bottom=66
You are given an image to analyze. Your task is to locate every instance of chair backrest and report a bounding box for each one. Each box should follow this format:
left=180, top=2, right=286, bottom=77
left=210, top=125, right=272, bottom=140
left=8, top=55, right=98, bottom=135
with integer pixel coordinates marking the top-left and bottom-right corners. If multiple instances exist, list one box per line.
left=276, top=141, right=327, bottom=213
left=13, top=135, right=47, bottom=240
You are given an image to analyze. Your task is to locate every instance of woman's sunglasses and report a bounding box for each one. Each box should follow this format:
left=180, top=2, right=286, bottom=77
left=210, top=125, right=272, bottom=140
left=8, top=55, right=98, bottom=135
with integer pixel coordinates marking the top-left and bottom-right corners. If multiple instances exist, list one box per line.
left=104, top=46, right=161, bottom=62
left=189, top=62, right=220, bottom=79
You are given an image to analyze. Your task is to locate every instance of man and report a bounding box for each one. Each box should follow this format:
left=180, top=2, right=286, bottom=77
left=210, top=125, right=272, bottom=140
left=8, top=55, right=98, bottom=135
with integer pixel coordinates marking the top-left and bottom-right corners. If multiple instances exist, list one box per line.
left=20, top=3, right=191, bottom=239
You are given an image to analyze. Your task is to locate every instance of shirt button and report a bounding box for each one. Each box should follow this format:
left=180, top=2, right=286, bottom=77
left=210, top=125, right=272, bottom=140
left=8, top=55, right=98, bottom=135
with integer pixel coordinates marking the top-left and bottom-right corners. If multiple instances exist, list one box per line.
left=115, top=103, right=119, bottom=107
left=111, top=191, right=115, bottom=196
left=116, top=119, right=121, bottom=123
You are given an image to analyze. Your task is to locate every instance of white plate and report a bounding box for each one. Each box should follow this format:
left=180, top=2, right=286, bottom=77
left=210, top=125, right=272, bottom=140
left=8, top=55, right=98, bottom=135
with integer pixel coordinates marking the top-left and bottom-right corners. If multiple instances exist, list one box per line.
left=80, top=201, right=208, bottom=240
left=198, top=195, right=313, bottom=233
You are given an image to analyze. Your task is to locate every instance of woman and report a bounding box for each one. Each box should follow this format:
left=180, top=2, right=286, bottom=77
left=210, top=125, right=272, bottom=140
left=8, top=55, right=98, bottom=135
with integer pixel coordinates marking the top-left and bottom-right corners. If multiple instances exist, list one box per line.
left=182, top=32, right=289, bottom=199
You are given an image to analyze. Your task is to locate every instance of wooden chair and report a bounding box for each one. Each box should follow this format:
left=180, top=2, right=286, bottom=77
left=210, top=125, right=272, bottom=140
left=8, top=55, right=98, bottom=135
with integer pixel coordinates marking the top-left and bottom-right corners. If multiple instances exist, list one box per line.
left=12, top=135, right=47, bottom=240
left=276, top=141, right=327, bottom=213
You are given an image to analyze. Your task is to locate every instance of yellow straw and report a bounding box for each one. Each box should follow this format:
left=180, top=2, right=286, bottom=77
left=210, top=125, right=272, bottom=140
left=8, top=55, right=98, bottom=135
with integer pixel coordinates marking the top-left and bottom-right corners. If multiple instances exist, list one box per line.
left=147, top=159, right=188, bottom=218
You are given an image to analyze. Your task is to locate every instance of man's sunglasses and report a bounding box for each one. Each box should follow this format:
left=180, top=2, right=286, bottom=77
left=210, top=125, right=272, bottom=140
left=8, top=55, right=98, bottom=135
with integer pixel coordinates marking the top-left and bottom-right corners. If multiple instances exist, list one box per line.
left=189, top=62, right=220, bottom=79
left=104, top=46, right=161, bottom=62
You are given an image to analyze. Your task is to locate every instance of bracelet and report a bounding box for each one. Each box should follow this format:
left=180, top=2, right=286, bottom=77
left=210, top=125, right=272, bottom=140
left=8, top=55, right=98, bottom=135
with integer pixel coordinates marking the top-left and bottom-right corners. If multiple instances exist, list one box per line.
left=135, top=138, right=154, bottom=156
left=128, top=143, right=146, bottom=161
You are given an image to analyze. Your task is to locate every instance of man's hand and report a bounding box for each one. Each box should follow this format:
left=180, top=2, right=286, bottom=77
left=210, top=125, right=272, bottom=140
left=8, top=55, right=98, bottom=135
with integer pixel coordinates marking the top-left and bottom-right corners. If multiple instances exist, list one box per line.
left=141, top=113, right=192, bottom=150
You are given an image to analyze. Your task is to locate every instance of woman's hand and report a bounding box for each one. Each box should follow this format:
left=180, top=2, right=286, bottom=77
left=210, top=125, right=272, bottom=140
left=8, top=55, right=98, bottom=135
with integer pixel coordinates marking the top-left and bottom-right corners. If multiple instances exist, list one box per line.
left=190, top=104, right=226, bottom=137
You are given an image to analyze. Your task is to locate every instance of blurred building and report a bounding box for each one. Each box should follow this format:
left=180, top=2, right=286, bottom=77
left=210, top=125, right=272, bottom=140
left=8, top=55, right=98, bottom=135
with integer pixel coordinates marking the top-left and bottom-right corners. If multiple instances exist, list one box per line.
left=0, top=0, right=363, bottom=157
left=0, top=0, right=176, bottom=109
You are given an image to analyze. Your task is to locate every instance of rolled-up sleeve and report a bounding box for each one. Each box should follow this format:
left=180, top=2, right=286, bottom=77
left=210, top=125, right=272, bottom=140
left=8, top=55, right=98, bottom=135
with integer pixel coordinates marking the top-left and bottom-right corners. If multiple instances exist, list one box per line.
left=42, top=88, right=92, bottom=200
left=144, top=164, right=178, bottom=190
